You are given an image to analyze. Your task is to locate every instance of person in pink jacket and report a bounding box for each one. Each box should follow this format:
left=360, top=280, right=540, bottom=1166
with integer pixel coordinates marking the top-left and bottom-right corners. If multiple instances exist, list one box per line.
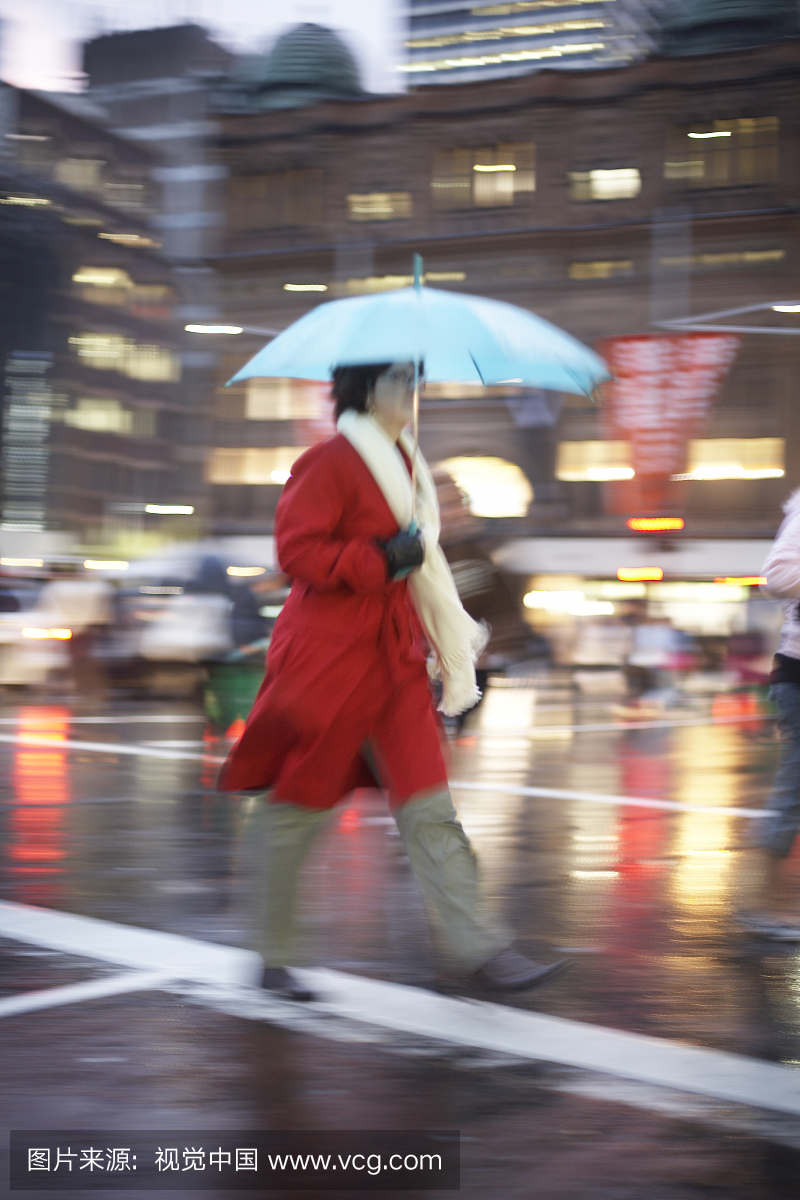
left=742, top=488, right=800, bottom=938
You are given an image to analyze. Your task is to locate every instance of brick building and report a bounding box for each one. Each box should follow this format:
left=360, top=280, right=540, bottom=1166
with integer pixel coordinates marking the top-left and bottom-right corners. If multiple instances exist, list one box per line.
left=208, top=16, right=800, bottom=565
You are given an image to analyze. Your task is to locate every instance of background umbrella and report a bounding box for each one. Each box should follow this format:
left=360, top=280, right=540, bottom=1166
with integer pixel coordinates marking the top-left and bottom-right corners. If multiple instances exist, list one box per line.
left=228, top=255, right=610, bottom=515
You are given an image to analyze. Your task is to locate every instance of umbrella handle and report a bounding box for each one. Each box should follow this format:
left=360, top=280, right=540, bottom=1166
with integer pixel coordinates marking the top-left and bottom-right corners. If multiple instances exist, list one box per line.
left=410, top=253, right=424, bottom=521
left=411, top=360, right=420, bottom=520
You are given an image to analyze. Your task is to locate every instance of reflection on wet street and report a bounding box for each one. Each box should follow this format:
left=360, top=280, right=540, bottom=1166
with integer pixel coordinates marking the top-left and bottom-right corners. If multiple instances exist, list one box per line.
left=2, top=677, right=800, bottom=1197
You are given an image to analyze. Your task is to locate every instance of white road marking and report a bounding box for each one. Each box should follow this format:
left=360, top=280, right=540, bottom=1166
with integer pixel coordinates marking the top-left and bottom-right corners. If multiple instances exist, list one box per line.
left=0, top=901, right=256, bottom=985
left=0, top=733, right=219, bottom=763
left=0, top=971, right=173, bottom=1018
left=450, top=779, right=769, bottom=819
left=140, top=740, right=206, bottom=748
left=0, top=729, right=767, bottom=818
left=467, top=713, right=771, bottom=736
left=2, top=901, right=800, bottom=1120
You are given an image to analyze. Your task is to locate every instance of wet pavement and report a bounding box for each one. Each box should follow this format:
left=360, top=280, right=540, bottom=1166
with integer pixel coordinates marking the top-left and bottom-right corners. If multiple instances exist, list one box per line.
left=2, top=677, right=800, bottom=1197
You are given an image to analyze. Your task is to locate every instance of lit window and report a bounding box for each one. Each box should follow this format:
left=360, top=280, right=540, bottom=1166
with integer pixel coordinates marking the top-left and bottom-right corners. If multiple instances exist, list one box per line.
left=432, top=144, right=535, bottom=210
left=206, top=447, right=308, bottom=485
left=569, top=168, right=641, bottom=201
left=523, top=589, right=614, bottom=616
left=673, top=438, right=784, bottom=481
left=331, top=272, right=466, bottom=296
left=245, top=379, right=331, bottom=421
left=440, top=456, right=533, bottom=517
left=556, top=441, right=634, bottom=481
left=62, top=398, right=155, bottom=437
left=98, top=232, right=161, bottom=248
left=664, top=118, right=778, bottom=188
left=72, top=268, right=172, bottom=313
left=659, top=249, right=784, bottom=270
left=228, top=169, right=323, bottom=231
left=347, top=193, right=412, bottom=222
left=407, top=19, right=605, bottom=49
left=569, top=260, right=633, bottom=280
left=103, top=180, right=146, bottom=211
left=68, top=334, right=181, bottom=382
left=402, top=41, right=604, bottom=72
left=72, top=267, right=132, bottom=288
left=54, top=158, right=105, bottom=193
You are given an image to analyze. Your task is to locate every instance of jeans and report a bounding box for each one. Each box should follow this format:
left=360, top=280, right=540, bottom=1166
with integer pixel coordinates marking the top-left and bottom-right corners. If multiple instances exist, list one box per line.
left=755, top=682, right=800, bottom=858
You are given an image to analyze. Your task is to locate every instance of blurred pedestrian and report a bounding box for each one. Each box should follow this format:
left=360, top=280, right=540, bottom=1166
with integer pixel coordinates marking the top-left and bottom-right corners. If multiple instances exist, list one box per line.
left=219, top=360, right=566, bottom=999
left=741, top=488, right=800, bottom=938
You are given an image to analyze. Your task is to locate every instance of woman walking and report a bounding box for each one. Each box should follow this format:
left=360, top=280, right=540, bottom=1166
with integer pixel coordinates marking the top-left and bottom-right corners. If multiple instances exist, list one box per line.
left=741, top=488, right=800, bottom=938
left=219, top=360, right=566, bottom=999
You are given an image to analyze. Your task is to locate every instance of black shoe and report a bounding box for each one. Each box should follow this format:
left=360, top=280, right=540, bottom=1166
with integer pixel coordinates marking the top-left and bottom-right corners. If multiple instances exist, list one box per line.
left=473, top=949, right=570, bottom=993
left=259, top=966, right=317, bottom=1002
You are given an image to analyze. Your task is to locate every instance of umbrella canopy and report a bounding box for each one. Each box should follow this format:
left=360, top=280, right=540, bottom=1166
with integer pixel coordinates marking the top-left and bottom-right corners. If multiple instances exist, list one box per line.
left=227, top=285, right=609, bottom=396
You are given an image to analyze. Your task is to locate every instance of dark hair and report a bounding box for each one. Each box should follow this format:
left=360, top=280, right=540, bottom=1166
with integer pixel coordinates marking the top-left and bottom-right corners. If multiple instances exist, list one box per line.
left=332, top=362, right=426, bottom=421
left=332, top=364, right=392, bottom=421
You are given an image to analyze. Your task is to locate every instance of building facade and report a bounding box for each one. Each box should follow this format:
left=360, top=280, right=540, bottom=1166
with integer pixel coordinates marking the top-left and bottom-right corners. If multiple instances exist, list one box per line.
left=208, top=22, right=800, bottom=559
left=403, top=0, right=658, bottom=84
left=0, top=85, right=196, bottom=556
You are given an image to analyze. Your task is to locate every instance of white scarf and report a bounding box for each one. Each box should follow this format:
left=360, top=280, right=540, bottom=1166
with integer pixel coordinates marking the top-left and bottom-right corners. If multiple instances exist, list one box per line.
left=337, top=409, right=488, bottom=716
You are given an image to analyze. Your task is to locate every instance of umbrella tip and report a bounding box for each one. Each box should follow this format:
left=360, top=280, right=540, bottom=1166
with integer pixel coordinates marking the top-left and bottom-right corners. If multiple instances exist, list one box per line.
left=413, top=253, right=424, bottom=291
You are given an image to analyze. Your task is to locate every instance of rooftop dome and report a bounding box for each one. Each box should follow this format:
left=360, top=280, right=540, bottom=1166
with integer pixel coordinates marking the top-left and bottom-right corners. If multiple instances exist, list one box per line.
left=660, top=0, right=799, bottom=55
left=214, top=23, right=364, bottom=111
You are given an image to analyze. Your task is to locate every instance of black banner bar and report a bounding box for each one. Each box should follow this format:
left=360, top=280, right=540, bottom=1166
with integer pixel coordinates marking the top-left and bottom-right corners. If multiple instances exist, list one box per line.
left=10, top=1130, right=460, bottom=1191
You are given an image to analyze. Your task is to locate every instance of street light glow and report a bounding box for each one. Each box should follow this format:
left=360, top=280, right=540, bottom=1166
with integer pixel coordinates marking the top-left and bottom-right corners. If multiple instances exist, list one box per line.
left=617, top=567, right=663, bottom=581
left=185, top=324, right=243, bottom=335
left=22, top=627, right=72, bottom=640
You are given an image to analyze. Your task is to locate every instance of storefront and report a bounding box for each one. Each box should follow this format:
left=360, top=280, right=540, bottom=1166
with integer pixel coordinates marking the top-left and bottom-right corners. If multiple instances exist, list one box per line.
left=492, top=537, right=782, bottom=683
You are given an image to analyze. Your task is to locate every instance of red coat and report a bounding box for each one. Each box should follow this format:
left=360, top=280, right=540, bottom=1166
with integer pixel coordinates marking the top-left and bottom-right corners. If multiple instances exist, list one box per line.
left=218, top=433, right=449, bottom=809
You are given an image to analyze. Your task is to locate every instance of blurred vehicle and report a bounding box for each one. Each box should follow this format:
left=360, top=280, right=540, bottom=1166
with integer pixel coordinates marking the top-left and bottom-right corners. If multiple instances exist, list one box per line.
left=0, top=580, right=69, bottom=687
left=103, top=551, right=268, bottom=696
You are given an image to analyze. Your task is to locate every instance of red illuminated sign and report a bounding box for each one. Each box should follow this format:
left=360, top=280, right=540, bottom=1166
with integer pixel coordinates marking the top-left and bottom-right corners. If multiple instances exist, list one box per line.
left=599, top=332, right=741, bottom=512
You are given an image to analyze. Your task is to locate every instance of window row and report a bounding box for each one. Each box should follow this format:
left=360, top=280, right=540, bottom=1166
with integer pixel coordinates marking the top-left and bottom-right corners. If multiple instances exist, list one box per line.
left=227, top=118, right=780, bottom=230
left=556, top=438, right=785, bottom=482
left=7, top=134, right=152, bottom=212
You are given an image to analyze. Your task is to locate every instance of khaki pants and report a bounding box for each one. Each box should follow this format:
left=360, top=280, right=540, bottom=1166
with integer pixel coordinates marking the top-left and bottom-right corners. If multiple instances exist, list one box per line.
left=255, top=790, right=510, bottom=972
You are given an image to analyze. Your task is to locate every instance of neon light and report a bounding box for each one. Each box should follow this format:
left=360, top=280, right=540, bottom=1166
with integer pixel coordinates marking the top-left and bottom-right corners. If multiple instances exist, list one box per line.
left=627, top=517, right=685, bottom=531
left=714, top=576, right=766, bottom=586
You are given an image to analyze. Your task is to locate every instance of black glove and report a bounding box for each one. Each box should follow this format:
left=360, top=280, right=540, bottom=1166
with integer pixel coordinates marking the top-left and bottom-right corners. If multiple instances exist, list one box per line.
left=380, top=529, right=425, bottom=579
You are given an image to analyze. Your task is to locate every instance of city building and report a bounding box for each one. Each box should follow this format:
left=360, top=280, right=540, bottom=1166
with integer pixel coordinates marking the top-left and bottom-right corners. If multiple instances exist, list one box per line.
left=0, top=85, right=194, bottom=557
left=204, top=7, right=800, bottom=650
left=79, top=25, right=236, bottom=552
left=402, top=0, right=661, bottom=85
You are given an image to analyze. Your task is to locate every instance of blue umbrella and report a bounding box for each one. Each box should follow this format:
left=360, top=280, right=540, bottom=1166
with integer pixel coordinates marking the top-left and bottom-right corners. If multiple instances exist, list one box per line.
left=227, top=259, right=609, bottom=397
left=228, top=257, right=609, bottom=519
